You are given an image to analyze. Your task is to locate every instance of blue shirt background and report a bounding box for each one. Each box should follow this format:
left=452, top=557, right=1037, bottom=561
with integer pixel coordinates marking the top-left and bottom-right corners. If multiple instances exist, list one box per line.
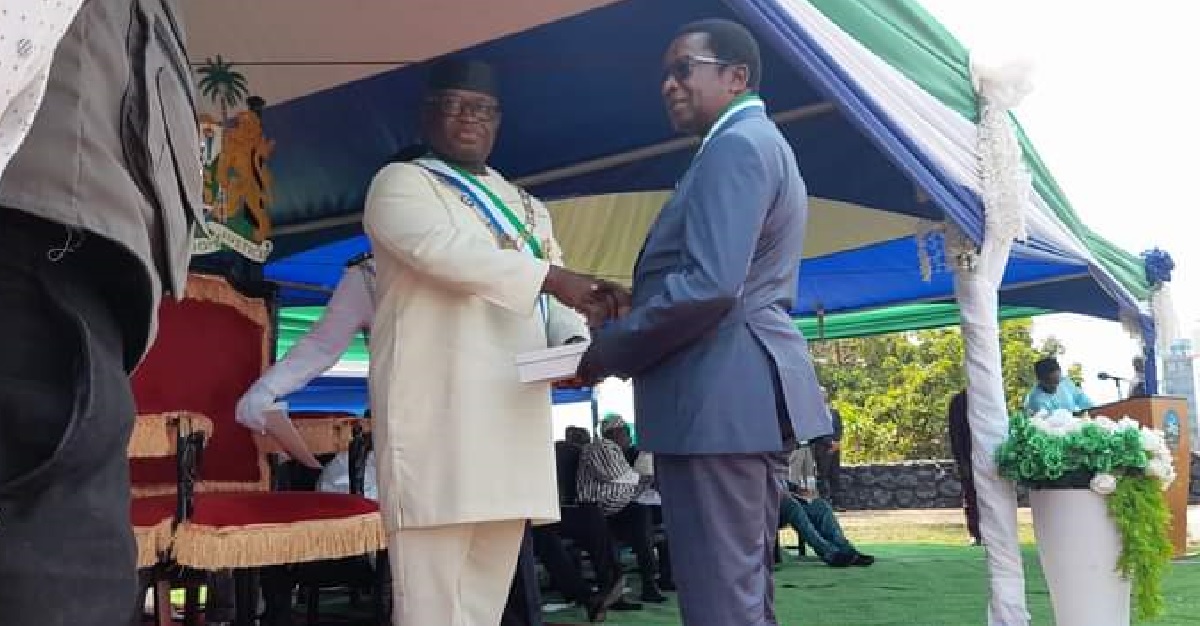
left=1024, top=378, right=1093, bottom=415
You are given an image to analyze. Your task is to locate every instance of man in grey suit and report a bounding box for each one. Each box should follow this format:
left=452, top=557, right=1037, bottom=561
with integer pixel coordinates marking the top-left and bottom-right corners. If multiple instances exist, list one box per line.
left=0, top=1, right=202, bottom=624
left=578, top=18, right=832, bottom=626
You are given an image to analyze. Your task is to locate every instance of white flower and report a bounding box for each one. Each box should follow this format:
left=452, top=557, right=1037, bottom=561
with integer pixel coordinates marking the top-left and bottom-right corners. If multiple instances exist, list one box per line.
left=1116, top=417, right=1141, bottom=432
left=1140, top=429, right=1165, bottom=453
left=1145, top=458, right=1176, bottom=488
left=1034, top=410, right=1077, bottom=437
left=1090, top=473, right=1118, bottom=496
left=1093, top=416, right=1117, bottom=432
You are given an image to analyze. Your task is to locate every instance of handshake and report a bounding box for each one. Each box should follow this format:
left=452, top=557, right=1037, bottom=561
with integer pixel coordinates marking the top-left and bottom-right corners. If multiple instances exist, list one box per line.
left=543, top=265, right=632, bottom=328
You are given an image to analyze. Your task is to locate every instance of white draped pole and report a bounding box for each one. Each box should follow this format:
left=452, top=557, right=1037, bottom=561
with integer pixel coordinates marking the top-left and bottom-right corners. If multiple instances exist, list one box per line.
left=953, top=56, right=1035, bottom=626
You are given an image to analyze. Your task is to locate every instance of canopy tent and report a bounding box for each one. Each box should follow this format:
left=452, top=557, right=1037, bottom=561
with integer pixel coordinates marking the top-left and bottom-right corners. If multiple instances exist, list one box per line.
left=183, top=1, right=1169, bottom=624
left=240, top=0, right=1148, bottom=324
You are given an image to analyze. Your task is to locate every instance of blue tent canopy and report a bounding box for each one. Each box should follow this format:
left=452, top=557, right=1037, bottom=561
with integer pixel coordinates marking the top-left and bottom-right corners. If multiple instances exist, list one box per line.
left=260, top=0, right=1133, bottom=322
left=246, top=0, right=1150, bottom=409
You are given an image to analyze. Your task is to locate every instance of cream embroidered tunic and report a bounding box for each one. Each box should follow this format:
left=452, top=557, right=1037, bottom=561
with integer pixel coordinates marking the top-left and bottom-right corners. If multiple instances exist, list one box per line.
left=364, top=161, right=587, bottom=530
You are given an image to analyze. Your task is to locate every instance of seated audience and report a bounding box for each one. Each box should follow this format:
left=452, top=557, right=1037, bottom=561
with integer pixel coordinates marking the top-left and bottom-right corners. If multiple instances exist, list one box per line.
left=534, top=426, right=642, bottom=620
left=576, top=415, right=669, bottom=602
left=779, top=481, right=874, bottom=568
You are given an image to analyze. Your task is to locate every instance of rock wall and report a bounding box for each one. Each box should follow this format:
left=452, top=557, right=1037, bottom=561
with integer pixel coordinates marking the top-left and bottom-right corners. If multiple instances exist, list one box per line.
left=835, top=455, right=1199, bottom=510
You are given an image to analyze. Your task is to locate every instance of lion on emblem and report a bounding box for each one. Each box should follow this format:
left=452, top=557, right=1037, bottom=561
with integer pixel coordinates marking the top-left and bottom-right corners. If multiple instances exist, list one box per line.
left=213, top=110, right=275, bottom=242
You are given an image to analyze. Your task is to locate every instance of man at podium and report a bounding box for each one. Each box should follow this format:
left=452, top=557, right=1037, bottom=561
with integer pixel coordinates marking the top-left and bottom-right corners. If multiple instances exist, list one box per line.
left=1024, top=357, right=1094, bottom=416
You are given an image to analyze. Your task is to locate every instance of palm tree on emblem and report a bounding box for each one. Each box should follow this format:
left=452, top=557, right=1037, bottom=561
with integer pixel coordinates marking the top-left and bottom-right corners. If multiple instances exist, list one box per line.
left=196, top=55, right=249, bottom=126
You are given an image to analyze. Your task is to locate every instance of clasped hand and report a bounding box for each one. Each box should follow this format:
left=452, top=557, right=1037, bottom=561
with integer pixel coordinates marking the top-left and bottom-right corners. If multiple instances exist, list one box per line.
left=544, top=266, right=631, bottom=328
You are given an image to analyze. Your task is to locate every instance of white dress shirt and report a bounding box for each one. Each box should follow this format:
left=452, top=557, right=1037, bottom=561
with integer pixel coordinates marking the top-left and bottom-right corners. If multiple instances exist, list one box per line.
left=248, top=260, right=376, bottom=404
left=236, top=259, right=378, bottom=498
left=0, top=0, right=86, bottom=178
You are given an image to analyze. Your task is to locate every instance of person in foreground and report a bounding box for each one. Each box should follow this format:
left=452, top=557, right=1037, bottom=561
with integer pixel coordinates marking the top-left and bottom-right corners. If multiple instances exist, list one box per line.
left=363, top=59, right=601, bottom=625
left=577, top=19, right=833, bottom=626
left=0, top=1, right=203, bottom=624
left=1024, top=357, right=1093, bottom=416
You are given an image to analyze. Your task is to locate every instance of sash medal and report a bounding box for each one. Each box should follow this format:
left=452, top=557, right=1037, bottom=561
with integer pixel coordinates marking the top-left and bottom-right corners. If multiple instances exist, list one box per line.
left=414, top=157, right=550, bottom=323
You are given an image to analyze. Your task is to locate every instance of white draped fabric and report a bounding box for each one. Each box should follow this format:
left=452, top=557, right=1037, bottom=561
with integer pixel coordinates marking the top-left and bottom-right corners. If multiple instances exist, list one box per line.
left=779, top=2, right=1073, bottom=623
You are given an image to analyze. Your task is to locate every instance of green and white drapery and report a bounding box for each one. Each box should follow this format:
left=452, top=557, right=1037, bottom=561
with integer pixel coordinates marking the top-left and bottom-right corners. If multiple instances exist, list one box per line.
left=774, top=2, right=1144, bottom=624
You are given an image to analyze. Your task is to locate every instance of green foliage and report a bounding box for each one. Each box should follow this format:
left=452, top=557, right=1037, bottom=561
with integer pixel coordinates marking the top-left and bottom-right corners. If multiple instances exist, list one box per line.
left=814, top=319, right=1072, bottom=463
left=997, top=412, right=1174, bottom=621
left=1109, top=475, right=1173, bottom=621
left=995, top=414, right=1149, bottom=484
left=196, top=55, right=249, bottom=121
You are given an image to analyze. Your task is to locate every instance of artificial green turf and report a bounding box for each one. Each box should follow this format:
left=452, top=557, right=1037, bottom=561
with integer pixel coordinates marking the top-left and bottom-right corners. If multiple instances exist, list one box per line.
left=543, top=544, right=1200, bottom=625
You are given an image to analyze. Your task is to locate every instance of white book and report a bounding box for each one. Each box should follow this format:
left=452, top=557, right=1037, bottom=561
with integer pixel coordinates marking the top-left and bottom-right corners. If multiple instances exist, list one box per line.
left=515, top=341, right=590, bottom=383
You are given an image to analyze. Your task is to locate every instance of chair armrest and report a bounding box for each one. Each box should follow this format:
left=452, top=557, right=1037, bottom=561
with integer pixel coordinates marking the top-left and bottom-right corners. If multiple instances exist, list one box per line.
left=253, top=415, right=362, bottom=459
left=128, top=411, right=214, bottom=459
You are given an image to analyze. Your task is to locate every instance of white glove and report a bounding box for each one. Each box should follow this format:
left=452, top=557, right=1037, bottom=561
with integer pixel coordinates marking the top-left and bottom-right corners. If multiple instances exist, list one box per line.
left=235, top=384, right=276, bottom=432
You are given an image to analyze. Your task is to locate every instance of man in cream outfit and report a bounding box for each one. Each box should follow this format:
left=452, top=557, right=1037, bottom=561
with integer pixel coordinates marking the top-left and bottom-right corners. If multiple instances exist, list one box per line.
left=363, top=59, right=601, bottom=625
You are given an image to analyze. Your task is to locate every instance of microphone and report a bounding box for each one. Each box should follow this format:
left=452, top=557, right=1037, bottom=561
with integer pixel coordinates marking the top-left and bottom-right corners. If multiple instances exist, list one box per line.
left=1097, top=372, right=1126, bottom=382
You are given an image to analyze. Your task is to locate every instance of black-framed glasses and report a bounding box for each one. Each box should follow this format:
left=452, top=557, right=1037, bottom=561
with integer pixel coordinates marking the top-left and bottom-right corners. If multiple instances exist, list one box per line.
left=663, top=54, right=738, bottom=83
left=424, top=95, right=502, bottom=122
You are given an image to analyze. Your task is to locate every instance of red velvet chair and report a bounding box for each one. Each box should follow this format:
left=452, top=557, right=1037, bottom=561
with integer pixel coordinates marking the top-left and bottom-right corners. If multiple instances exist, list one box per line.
left=129, top=273, right=387, bottom=622
left=129, top=411, right=211, bottom=626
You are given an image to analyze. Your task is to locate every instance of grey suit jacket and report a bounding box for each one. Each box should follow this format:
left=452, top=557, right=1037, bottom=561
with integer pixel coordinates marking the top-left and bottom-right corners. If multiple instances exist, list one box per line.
left=584, top=107, right=832, bottom=455
left=0, top=0, right=203, bottom=366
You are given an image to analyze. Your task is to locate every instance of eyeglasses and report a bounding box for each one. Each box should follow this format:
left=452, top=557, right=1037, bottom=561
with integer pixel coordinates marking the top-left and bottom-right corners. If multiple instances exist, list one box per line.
left=424, top=95, right=502, bottom=122
left=663, top=55, right=738, bottom=83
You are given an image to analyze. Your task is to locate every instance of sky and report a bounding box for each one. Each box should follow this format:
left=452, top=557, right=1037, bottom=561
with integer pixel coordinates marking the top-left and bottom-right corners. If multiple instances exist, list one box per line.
left=557, top=0, right=1200, bottom=431
left=921, top=0, right=1200, bottom=405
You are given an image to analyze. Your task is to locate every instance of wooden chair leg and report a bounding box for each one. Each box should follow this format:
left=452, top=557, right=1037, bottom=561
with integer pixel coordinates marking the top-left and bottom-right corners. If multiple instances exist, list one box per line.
left=374, top=550, right=392, bottom=626
left=233, top=569, right=259, bottom=626
left=305, top=585, right=320, bottom=625
left=182, top=583, right=201, bottom=626
left=154, top=578, right=174, bottom=626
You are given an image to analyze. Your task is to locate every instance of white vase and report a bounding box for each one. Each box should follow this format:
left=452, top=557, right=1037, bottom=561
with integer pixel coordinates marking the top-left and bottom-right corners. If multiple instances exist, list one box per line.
left=1029, top=488, right=1131, bottom=626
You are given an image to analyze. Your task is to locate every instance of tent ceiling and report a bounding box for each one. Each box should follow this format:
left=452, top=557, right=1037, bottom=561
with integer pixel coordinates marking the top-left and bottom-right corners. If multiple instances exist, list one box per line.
left=183, top=0, right=619, bottom=108
left=190, top=0, right=1141, bottom=325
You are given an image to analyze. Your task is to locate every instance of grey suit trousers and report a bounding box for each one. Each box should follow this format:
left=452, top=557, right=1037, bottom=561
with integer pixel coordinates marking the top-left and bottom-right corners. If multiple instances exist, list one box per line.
left=655, top=452, right=788, bottom=626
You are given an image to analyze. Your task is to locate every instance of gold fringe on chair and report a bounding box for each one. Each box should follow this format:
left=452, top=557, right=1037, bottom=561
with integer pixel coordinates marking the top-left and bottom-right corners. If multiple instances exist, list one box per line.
left=254, top=417, right=357, bottom=457
left=132, top=452, right=272, bottom=498
left=133, top=519, right=174, bottom=569
left=128, top=412, right=214, bottom=459
left=171, top=512, right=387, bottom=570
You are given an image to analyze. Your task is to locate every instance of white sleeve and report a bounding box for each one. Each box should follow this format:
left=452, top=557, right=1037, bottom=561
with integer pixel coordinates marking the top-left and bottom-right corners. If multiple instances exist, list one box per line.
left=533, top=197, right=590, bottom=346
left=0, top=1, right=86, bottom=177
left=252, top=267, right=373, bottom=399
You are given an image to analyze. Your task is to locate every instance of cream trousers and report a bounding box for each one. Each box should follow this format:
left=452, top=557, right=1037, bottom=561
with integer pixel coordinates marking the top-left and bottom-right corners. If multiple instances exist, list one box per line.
left=388, top=519, right=525, bottom=626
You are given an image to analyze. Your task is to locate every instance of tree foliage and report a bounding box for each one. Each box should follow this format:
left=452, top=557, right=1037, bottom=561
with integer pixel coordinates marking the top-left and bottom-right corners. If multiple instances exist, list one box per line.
left=812, top=319, right=1078, bottom=463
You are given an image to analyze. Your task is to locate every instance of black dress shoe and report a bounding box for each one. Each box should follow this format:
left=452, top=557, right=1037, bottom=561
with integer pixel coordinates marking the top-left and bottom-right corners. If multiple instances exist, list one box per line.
left=641, top=589, right=668, bottom=603
left=825, top=550, right=855, bottom=567
left=850, top=552, right=875, bottom=566
left=584, top=573, right=627, bottom=621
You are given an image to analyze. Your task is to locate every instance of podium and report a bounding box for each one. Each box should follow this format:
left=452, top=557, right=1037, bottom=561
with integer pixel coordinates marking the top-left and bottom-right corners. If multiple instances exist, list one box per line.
left=1093, top=396, right=1192, bottom=557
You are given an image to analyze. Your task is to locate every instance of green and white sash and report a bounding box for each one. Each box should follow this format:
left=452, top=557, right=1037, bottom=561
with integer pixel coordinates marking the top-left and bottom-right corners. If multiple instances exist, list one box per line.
left=697, top=92, right=766, bottom=159
left=414, top=157, right=550, bottom=323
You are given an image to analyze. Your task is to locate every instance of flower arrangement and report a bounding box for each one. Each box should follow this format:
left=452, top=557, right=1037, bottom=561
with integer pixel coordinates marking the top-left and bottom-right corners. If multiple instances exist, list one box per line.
left=996, top=409, right=1175, bottom=620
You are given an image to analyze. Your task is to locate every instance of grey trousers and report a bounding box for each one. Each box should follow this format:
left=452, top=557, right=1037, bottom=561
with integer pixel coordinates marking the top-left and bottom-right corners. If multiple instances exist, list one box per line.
left=0, top=211, right=142, bottom=625
left=655, top=452, right=788, bottom=626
